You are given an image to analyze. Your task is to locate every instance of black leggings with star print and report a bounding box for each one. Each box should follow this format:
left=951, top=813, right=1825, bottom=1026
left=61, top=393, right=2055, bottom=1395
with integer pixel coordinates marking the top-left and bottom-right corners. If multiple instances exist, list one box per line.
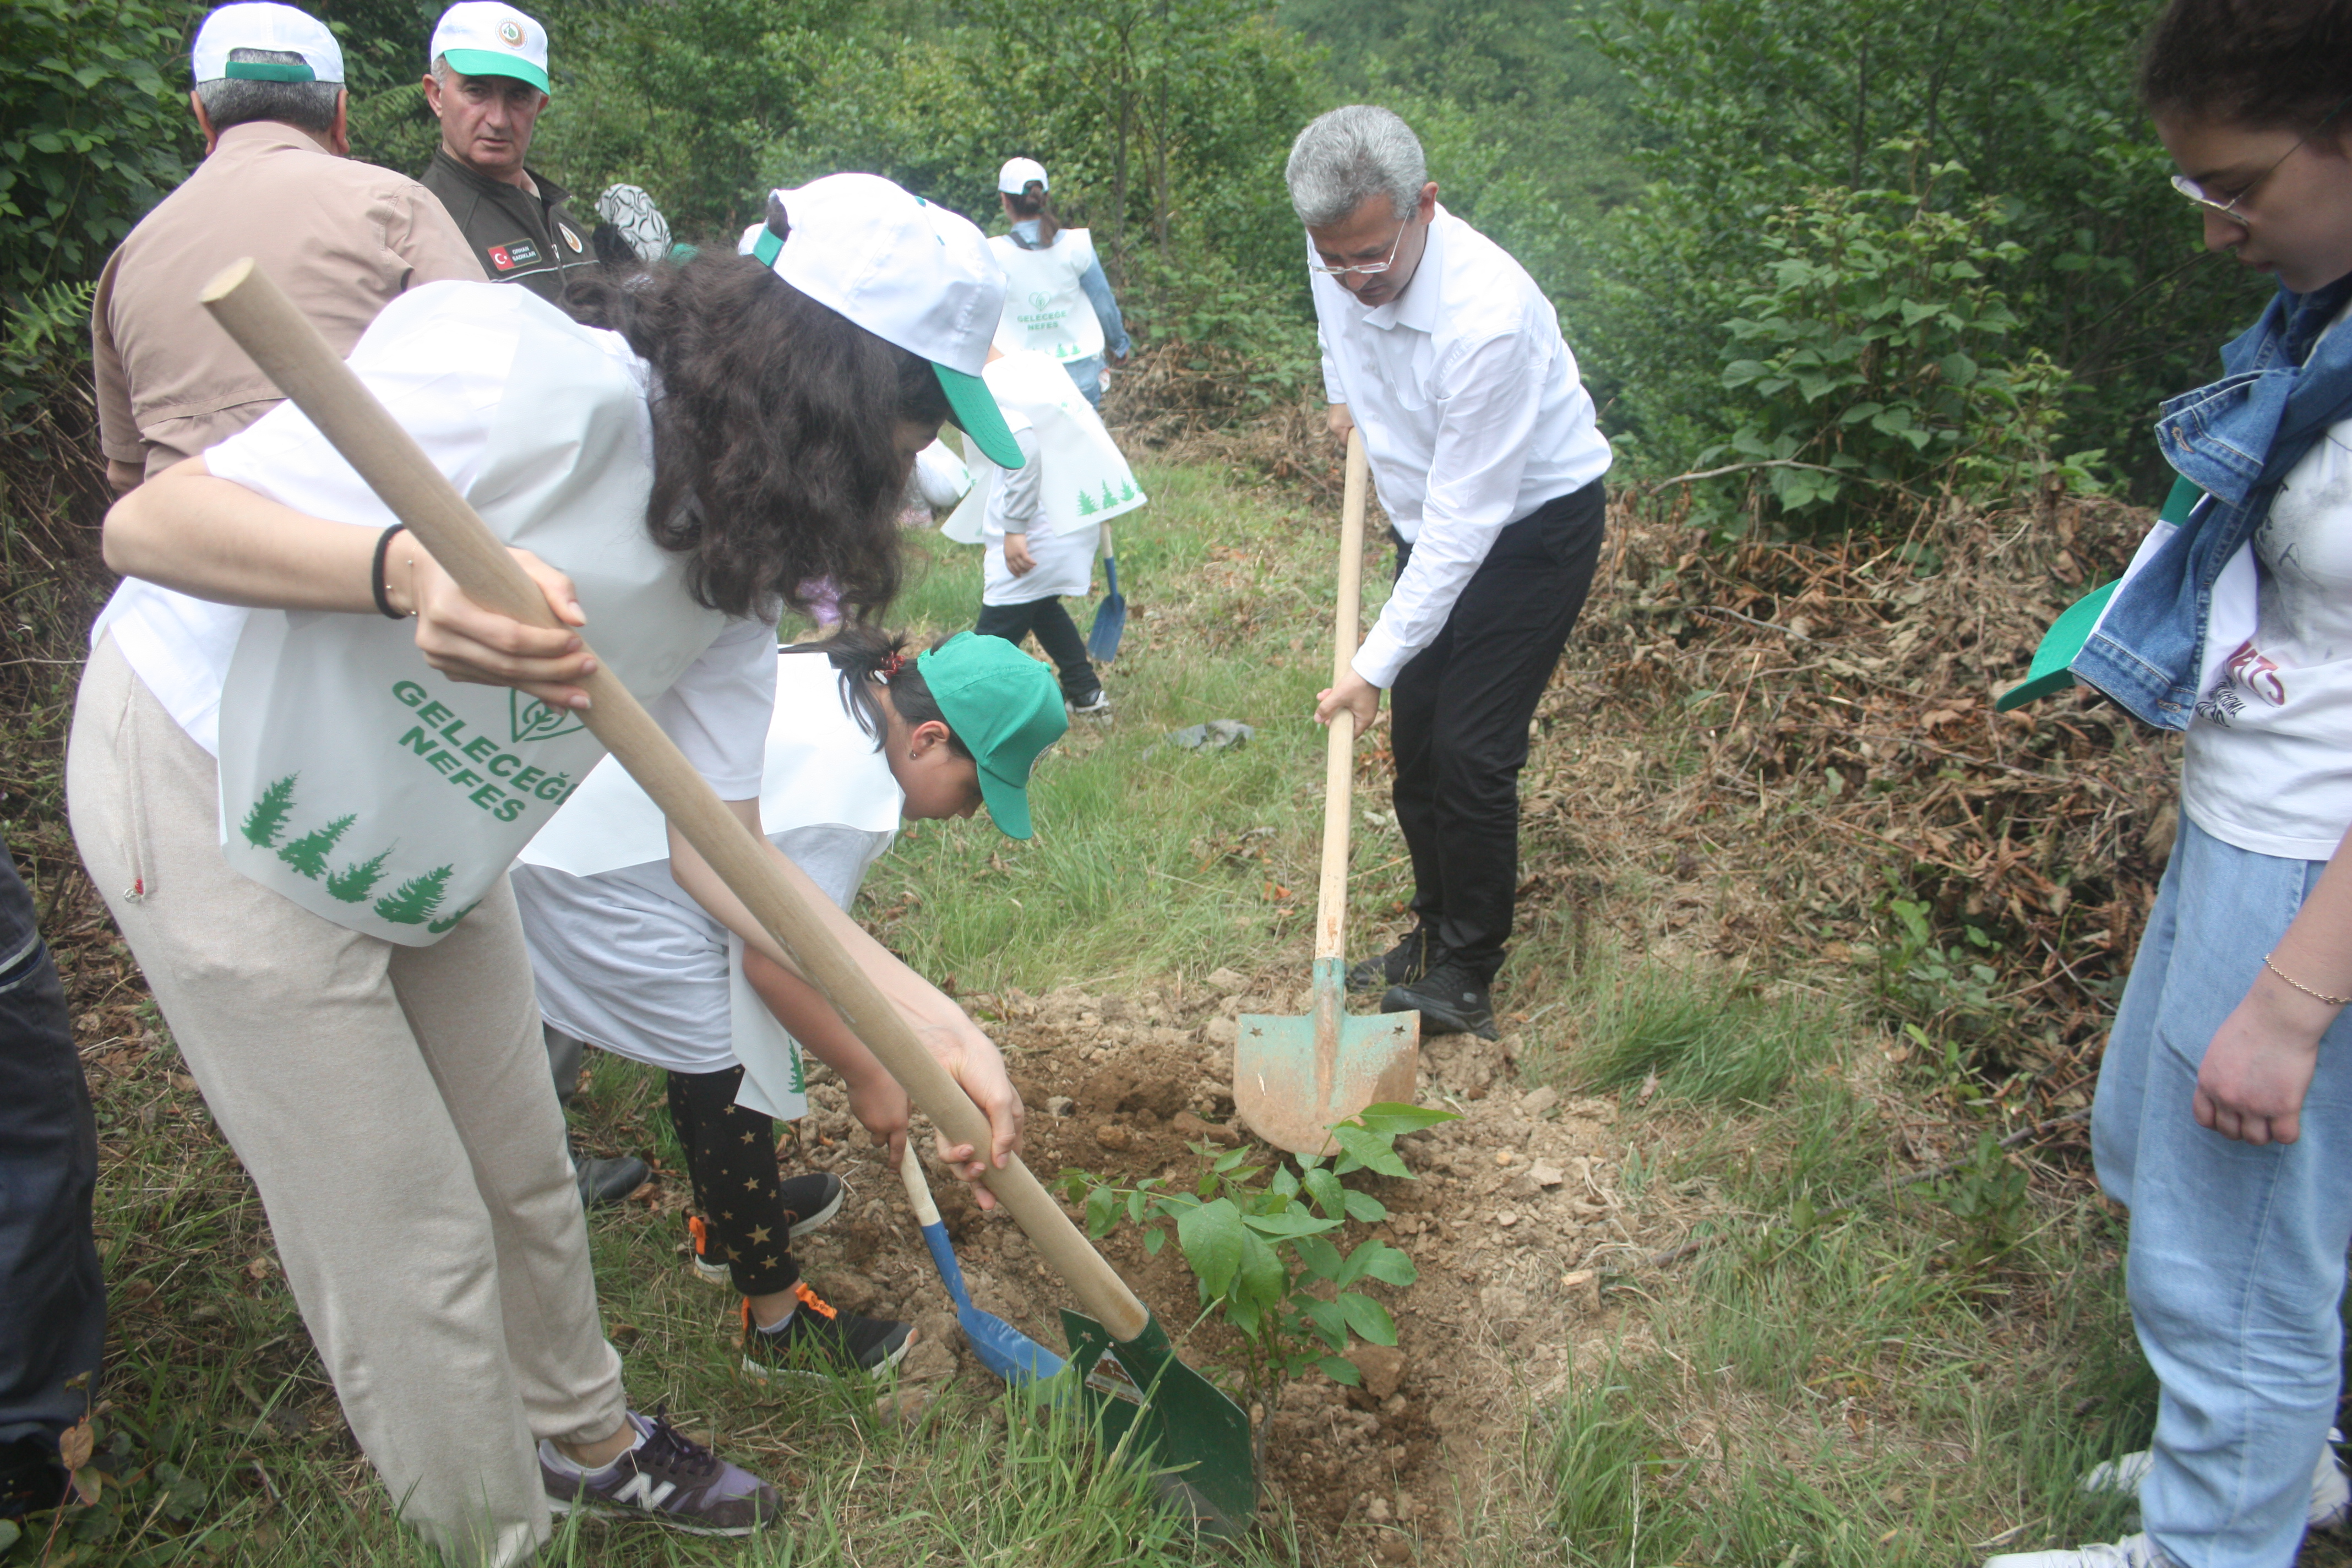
left=666, top=1065, right=801, bottom=1298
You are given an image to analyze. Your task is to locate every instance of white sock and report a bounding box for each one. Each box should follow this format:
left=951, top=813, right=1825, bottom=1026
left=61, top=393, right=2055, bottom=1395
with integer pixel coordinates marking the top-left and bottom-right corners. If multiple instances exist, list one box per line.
left=757, top=1306, right=798, bottom=1335
left=543, top=1414, right=647, bottom=1478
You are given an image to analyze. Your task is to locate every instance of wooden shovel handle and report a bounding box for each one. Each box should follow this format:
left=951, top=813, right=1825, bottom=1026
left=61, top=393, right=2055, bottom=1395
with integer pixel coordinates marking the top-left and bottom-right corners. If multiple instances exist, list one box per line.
left=1312, top=432, right=1370, bottom=964
left=198, top=259, right=1148, bottom=1342
left=898, top=1141, right=944, bottom=1229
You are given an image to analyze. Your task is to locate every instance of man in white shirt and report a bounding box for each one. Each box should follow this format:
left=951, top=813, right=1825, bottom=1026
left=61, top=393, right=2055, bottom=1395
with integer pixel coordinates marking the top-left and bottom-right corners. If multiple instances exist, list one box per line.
left=1293, top=105, right=1611, bottom=1041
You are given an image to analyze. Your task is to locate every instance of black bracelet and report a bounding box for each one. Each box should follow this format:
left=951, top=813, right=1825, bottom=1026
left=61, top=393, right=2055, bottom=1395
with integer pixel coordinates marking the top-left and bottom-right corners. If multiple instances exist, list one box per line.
left=371, top=523, right=407, bottom=619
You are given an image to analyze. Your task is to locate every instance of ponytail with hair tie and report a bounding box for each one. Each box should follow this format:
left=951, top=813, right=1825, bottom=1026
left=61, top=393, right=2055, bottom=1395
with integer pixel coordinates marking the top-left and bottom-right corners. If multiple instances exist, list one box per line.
left=792, top=624, right=972, bottom=761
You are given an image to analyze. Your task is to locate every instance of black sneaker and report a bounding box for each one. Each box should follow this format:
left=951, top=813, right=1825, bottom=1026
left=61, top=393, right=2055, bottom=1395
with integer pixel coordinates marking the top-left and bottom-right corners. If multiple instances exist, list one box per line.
left=1068, top=688, right=1112, bottom=716
left=540, top=1409, right=781, bottom=1536
left=687, top=1173, right=846, bottom=1287
left=740, top=1283, right=914, bottom=1381
left=1381, top=959, right=1498, bottom=1041
left=1348, top=927, right=1439, bottom=994
left=575, top=1152, right=650, bottom=1208
left=0, top=1435, right=72, bottom=1519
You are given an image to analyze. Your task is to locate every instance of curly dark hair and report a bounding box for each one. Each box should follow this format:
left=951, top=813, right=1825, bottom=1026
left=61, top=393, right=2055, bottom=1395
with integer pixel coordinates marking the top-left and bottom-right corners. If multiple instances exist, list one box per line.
left=562, top=253, right=951, bottom=622
left=2141, top=0, right=2352, bottom=133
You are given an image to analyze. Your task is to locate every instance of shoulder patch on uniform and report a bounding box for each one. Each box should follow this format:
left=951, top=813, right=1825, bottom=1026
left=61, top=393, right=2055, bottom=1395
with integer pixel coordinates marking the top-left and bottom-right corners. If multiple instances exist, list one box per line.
left=558, top=222, right=582, bottom=253
left=488, top=238, right=540, bottom=270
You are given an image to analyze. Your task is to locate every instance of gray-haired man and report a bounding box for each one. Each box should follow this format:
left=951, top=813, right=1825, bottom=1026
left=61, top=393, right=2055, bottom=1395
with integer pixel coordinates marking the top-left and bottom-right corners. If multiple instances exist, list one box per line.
left=1293, top=105, right=1612, bottom=1041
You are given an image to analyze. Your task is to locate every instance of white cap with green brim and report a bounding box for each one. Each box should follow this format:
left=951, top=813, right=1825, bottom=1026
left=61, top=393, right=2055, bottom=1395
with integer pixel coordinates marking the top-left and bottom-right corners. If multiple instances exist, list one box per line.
left=429, top=2, right=549, bottom=95
left=736, top=175, right=1025, bottom=471
left=997, top=157, right=1049, bottom=194
left=193, top=3, right=345, bottom=85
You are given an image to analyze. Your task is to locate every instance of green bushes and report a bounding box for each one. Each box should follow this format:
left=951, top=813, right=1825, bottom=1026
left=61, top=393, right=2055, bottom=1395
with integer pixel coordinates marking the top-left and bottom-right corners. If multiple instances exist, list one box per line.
left=0, top=0, right=194, bottom=297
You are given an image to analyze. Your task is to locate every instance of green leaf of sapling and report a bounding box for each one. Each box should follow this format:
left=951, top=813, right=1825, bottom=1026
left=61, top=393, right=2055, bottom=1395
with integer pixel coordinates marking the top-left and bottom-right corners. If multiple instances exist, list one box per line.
left=1178, top=1197, right=1245, bottom=1299
left=1337, top=1291, right=1399, bottom=1344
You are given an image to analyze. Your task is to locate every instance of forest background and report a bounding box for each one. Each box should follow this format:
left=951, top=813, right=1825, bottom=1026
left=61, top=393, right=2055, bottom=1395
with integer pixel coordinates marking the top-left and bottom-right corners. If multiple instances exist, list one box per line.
left=2, top=0, right=2273, bottom=537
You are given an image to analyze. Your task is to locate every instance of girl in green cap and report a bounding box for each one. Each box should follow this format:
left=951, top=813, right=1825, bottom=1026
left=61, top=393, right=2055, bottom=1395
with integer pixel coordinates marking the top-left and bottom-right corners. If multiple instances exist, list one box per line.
left=511, top=627, right=1066, bottom=1382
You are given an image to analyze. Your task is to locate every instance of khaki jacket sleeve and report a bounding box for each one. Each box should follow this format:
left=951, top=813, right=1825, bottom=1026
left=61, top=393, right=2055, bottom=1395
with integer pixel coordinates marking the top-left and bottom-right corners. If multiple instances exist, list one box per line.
left=90, top=250, right=145, bottom=466
left=385, top=180, right=488, bottom=288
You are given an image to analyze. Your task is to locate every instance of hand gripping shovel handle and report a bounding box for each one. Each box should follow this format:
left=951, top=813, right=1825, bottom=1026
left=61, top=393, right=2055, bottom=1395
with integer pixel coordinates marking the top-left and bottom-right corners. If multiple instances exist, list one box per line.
left=1314, top=431, right=1371, bottom=964
left=198, top=258, right=1150, bottom=1344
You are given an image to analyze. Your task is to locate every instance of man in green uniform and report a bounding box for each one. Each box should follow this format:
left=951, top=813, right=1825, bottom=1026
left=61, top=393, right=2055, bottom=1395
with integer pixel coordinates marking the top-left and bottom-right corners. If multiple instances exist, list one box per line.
left=417, top=1, right=592, bottom=309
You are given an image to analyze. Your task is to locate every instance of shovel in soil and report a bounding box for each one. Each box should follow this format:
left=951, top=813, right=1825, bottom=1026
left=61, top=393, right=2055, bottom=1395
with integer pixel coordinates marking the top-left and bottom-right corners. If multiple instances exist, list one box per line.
left=1234, top=431, right=1420, bottom=1155
left=1086, top=522, right=1127, bottom=661
left=897, top=1143, right=1065, bottom=1386
left=200, top=257, right=1257, bottom=1539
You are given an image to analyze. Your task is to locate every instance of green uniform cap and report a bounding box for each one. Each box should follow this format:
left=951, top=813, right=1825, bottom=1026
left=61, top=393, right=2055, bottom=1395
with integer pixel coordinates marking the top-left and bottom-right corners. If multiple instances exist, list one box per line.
left=1995, top=475, right=2203, bottom=713
left=916, top=632, right=1068, bottom=840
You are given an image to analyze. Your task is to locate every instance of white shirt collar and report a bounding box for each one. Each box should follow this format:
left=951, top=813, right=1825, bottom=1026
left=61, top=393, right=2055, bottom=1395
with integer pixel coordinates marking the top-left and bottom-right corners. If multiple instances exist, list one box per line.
left=1352, top=204, right=1450, bottom=335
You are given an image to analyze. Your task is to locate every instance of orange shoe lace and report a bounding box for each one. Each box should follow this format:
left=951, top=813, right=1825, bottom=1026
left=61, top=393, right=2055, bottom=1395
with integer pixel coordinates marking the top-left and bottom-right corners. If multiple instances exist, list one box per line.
left=687, top=1213, right=710, bottom=1259
left=791, top=1281, right=839, bottom=1321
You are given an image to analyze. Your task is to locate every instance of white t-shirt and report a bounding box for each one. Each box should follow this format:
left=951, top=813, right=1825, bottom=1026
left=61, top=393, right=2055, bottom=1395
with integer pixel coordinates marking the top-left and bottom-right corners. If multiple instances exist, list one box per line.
left=2182, top=407, right=2352, bottom=860
left=510, top=650, right=901, bottom=1076
left=990, top=229, right=1105, bottom=362
left=87, top=282, right=772, bottom=800
left=1310, top=206, right=1613, bottom=688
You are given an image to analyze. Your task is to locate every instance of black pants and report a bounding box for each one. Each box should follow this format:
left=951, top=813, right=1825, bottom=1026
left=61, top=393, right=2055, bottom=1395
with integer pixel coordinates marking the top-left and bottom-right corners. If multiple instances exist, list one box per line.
left=1390, top=480, right=1606, bottom=984
left=0, top=842, right=104, bottom=1450
left=666, top=1064, right=799, bottom=1298
left=976, top=598, right=1098, bottom=702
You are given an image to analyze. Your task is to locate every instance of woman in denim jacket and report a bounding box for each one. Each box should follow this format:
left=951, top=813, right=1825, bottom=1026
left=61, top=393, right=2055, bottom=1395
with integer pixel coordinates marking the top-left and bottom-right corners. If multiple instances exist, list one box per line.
left=1994, top=3, right=2352, bottom=1565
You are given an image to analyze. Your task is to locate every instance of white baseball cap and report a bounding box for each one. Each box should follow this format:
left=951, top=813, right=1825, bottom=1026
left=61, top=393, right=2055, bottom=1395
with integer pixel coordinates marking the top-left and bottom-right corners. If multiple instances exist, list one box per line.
left=193, top=2, right=345, bottom=85
left=997, top=157, right=1049, bottom=195
left=738, top=174, right=1023, bottom=470
left=429, top=2, right=549, bottom=95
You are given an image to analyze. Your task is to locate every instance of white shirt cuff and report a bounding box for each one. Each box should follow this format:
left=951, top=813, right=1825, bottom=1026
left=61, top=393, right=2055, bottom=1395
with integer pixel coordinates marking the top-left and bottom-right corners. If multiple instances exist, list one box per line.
left=1351, top=620, right=1412, bottom=690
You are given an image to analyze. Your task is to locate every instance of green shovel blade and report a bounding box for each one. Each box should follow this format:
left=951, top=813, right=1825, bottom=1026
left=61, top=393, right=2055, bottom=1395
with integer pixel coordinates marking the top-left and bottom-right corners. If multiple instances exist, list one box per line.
left=1059, top=1309, right=1256, bottom=1538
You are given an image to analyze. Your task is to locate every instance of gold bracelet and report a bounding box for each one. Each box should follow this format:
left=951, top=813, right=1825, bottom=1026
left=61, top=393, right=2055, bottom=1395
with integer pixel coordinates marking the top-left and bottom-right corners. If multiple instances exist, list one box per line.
left=2262, top=953, right=2352, bottom=1008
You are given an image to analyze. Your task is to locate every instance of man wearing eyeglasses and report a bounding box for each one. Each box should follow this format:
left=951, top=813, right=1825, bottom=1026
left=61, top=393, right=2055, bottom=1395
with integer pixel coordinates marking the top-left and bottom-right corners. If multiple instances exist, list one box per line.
left=1289, top=107, right=1618, bottom=1043
left=1290, top=104, right=1613, bottom=1042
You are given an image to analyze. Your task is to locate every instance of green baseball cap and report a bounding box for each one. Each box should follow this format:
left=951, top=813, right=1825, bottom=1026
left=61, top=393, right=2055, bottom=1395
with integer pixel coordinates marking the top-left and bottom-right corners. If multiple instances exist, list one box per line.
left=1995, top=474, right=2203, bottom=712
left=917, top=631, right=1067, bottom=840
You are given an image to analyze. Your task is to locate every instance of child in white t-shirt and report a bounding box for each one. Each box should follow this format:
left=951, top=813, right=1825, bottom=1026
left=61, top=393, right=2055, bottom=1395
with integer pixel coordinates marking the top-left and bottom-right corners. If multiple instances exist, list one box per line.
left=949, top=347, right=1147, bottom=715
left=511, top=629, right=1066, bottom=1380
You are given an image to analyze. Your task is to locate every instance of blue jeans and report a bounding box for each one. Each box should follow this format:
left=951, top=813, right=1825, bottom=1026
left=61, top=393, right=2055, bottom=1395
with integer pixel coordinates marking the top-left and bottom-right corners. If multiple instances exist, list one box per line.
left=2094, top=815, right=2352, bottom=1567
left=1061, top=355, right=1105, bottom=408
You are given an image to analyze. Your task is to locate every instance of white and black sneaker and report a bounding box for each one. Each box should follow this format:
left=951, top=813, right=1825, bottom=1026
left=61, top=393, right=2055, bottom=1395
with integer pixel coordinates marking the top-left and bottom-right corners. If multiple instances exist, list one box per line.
left=686, top=1173, right=845, bottom=1286
left=1068, top=688, right=1112, bottom=716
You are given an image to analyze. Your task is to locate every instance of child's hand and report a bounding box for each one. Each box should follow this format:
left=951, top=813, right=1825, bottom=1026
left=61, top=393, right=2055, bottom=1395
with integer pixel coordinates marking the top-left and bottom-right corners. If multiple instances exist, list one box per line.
left=1003, top=533, right=1036, bottom=575
left=844, top=1068, right=913, bottom=1169
left=916, top=1020, right=1025, bottom=1208
left=2195, top=972, right=2334, bottom=1144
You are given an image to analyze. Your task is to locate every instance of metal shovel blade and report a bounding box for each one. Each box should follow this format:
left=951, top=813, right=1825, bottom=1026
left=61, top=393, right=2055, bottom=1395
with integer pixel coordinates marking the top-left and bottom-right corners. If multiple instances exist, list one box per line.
left=1059, top=1309, right=1255, bottom=1539
left=912, top=1217, right=1067, bottom=1385
left=1233, top=959, right=1421, bottom=1156
left=1087, top=551, right=1127, bottom=661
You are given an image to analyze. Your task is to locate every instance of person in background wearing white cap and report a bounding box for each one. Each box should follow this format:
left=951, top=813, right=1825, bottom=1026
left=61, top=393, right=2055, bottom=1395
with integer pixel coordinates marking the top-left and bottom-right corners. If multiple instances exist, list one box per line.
left=419, top=1, right=592, bottom=308
left=69, top=172, right=1030, bottom=1560
left=91, top=1, right=482, bottom=497
left=989, top=157, right=1132, bottom=408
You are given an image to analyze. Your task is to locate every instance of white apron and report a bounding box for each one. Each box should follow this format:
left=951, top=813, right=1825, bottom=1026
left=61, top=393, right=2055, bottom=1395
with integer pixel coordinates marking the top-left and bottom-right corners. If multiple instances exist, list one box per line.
left=519, top=651, right=901, bottom=1119
left=944, top=351, right=1147, bottom=606
left=989, top=230, right=1105, bottom=363
left=215, top=292, right=728, bottom=946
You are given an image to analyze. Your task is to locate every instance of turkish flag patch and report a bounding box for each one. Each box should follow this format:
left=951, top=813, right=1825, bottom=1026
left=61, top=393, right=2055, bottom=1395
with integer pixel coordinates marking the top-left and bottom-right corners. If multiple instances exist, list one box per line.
left=488, top=245, right=514, bottom=271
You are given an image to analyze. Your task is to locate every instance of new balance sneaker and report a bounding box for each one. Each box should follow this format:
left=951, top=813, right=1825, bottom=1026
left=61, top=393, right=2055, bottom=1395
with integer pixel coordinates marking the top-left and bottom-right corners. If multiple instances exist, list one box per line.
left=739, top=1283, right=914, bottom=1381
left=1348, top=927, right=1439, bottom=994
left=2081, top=1431, right=2348, bottom=1528
left=1985, top=1534, right=2169, bottom=1568
left=1381, top=957, right=1498, bottom=1041
left=686, top=1173, right=847, bottom=1286
left=540, top=1409, right=780, bottom=1536
left=1068, top=688, right=1112, bottom=716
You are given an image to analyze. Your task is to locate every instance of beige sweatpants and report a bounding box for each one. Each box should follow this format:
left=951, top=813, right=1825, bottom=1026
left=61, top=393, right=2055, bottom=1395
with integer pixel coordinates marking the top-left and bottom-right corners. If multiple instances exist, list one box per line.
left=68, top=637, right=626, bottom=1566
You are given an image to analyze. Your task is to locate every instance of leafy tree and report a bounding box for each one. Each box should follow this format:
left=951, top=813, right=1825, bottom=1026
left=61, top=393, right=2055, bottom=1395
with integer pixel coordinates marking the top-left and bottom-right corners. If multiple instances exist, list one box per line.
left=240, top=775, right=298, bottom=849
left=326, top=848, right=393, bottom=903
left=1581, top=0, right=2270, bottom=502
left=0, top=0, right=196, bottom=299
left=277, top=814, right=356, bottom=879
left=374, top=864, right=451, bottom=925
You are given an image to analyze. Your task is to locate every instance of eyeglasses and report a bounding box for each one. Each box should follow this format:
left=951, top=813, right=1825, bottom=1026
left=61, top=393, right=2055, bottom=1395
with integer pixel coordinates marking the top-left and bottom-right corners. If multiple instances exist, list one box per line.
left=1307, top=217, right=1413, bottom=278
left=2170, top=92, right=2352, bottom=223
